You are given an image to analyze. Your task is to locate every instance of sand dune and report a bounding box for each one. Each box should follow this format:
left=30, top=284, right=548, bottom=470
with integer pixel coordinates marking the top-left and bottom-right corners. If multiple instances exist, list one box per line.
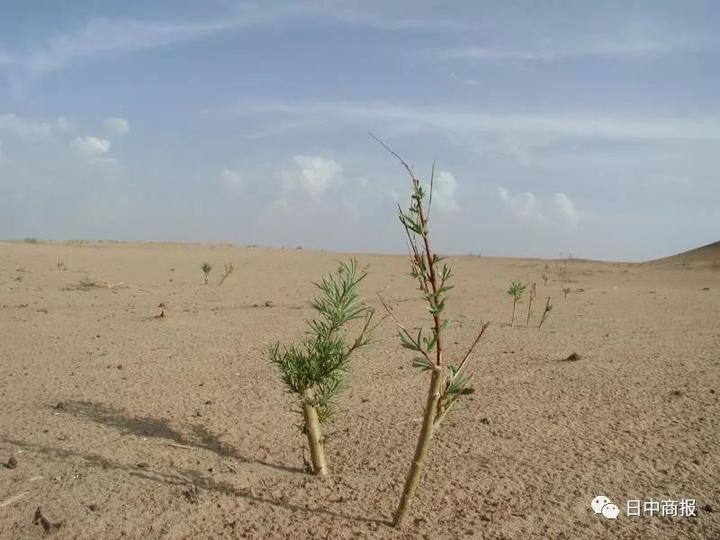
left=646, top=240, right=720, bottom=267
left=1, top=240, right=718, bottom=538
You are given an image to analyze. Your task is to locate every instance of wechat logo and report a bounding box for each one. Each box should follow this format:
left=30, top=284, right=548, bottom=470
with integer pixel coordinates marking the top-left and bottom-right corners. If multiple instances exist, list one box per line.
left=592, top=496, right=620, bottom=519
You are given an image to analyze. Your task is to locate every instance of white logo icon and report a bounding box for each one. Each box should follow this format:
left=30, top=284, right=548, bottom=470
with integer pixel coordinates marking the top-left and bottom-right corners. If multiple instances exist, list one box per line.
left=592, top=496, right=618, bottom=519
left=602, top=503, right=620, bottom=519
left=592, top=496, right=611, bottom=514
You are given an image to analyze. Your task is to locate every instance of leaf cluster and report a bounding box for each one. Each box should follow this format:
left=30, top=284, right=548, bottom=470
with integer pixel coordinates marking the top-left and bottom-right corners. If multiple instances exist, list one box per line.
left=268, top=259, right=375, bottom=424
left=507, top=280, right=526, bottom=301
left=397, top=179, right=453, bottom=361
left=395, top=167, right=479, bottom=418
left=370, top=132, right=488, bottom=426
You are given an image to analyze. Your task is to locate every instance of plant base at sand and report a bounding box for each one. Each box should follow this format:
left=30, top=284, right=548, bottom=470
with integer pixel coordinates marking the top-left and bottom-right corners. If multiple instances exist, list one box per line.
left=267, top=259, right=375, bottom=475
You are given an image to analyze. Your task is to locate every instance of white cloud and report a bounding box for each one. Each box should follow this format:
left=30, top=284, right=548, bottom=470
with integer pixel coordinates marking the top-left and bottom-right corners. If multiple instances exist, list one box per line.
left=3, top=18, right=246, bottom=73
left=498, top=188, right=545, bottom=222
left=105, top=117, right=130, bottom=136
left=450, top=71, right=479, bottom=86
left=54, top=116, right=72, bottom=133
left=221, top=168, right=243, bottom=192
left=285, top=155, right=343, bottom=199
left=0, top=113, right=54, bottom=141
left=73, top=135, right=111, bottom=157
left=498, top=187, right=581, bottom=225
left=553, top=193, right=580, bottom=224
left=0, top=113, right=74, bottom=141
left=0, top=8, right=316, bottom=75
left=442, top=39, right=670, bottom=62
left=434, top=24, right=708, bottom=63
left=429, top=170, right=459, bottom=212
left=232, top=101, right=720, bottom=142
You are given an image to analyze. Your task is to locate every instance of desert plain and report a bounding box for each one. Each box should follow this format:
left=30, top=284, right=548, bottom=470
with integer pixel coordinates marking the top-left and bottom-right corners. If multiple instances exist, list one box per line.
left=0, top=239, right=718, bottom=539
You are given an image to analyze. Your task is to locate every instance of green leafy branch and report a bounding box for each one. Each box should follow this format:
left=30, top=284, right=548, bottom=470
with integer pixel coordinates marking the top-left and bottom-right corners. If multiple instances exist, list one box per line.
left=268, top=259, right=376, bottom=424
left=371, top=133, right=487, bottom=422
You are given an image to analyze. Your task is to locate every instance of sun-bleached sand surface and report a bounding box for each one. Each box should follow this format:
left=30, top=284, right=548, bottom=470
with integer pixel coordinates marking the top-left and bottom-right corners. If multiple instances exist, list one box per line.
left=1, top=240, right=718, bottom=539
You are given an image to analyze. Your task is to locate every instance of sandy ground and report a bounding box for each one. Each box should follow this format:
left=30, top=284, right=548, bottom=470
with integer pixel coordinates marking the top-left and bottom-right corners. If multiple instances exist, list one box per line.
left=0, top=240, right=718, bottom=539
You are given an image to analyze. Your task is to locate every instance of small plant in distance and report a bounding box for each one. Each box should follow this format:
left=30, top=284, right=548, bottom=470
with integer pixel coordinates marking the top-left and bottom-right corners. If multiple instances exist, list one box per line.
left=267, top=259, right=375, bottom=476
left=563, top=286, right=571, bottom=300
left=507, top=281, right=526, bottom=327
left=525, top=282, right=536, bottom=327
left=538, top=297, right=552, bottom=328
left=201, top=262, right=212, bottom=285
left=218, top=262, right=234, bottom=285
left=372, top=134, right=489, bottom=528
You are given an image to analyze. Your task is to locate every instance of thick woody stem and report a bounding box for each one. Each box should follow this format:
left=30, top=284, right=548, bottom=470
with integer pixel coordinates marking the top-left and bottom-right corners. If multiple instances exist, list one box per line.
left=393, top=367, right=443, bottom=527
left=526, top=289, right=535, bottom=327
left=301, top=387, right=328, bottom=476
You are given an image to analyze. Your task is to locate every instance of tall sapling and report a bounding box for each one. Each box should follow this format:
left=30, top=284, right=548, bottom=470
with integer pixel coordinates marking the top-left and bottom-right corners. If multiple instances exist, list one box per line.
left=372, top=134, right=489, bottom=527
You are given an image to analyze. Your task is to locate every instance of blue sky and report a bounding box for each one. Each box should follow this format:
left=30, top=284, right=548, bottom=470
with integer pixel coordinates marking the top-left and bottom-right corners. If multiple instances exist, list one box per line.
left=1, top=1, right=718, bottom=260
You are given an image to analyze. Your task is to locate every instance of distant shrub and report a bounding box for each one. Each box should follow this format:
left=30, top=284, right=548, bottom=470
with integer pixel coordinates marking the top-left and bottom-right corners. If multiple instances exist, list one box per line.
left=525, top=282, right=536, bottom=327
left=201, top=262, right=212, bottom=285
left=538, top=297, right=553, bottom=328
left=218, top=262, right=234, bottom=286
left=507, top=281, right=527, bottom=327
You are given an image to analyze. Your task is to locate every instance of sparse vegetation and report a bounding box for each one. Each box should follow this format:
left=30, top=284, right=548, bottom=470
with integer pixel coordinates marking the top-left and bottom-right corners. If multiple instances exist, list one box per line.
left=217, top=262, right=234, bottom=285
left=56, top=258, right=65, bottom=271
left=538, top=297, right=552, bottom=328
left=507, top=281, right=526, bottom=327
left=563, top=286, right=571, bottom=300
left=201, top=262, right=212, bottom=285
left=267, top=259, right=375, bottom=476
left=555, top=258, right=569, bottom=281
left=525, top=282, right=536, bottom=327
left=373, top=135, right=489, bottom=528
left=64, top=277, right=123, bottom=291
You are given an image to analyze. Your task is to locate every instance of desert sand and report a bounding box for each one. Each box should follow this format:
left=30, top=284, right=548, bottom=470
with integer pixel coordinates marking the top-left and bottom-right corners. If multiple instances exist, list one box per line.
left=1, top=240, right=718, bottom=539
